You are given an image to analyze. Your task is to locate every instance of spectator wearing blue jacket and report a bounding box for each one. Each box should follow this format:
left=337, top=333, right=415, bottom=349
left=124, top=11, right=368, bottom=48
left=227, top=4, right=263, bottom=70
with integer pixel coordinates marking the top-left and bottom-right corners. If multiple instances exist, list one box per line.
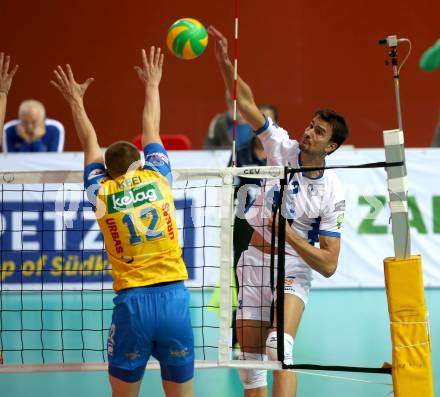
left=3, top=99, right=64, bottom=152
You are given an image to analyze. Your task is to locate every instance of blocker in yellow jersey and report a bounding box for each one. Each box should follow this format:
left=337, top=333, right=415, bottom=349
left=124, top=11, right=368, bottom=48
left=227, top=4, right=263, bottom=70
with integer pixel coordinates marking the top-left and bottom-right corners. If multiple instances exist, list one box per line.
left=84, top=144, right=188, bottom=292
left=51, top=46, right=195, bottom=395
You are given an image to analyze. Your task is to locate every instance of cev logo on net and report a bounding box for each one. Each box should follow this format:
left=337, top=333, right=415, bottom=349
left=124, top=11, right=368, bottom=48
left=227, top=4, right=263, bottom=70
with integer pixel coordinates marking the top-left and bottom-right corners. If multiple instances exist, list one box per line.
left=107, top=183, right=163, bottom=213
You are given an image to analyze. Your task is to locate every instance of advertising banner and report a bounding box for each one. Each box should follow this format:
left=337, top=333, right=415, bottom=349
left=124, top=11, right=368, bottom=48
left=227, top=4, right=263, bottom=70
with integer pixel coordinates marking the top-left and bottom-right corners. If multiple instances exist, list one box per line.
left=1, top=149, right=439, bottom=289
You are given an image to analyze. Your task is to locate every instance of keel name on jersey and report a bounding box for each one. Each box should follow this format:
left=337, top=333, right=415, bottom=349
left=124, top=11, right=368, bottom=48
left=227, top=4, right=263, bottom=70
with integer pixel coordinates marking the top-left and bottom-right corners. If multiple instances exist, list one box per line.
left=84, top=143, right=187, bottom=292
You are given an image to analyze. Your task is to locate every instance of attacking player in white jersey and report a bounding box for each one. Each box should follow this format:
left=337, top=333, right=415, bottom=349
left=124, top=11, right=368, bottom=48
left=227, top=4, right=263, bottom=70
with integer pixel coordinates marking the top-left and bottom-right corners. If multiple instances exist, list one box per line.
left=208, top=26, right=349, bottom=397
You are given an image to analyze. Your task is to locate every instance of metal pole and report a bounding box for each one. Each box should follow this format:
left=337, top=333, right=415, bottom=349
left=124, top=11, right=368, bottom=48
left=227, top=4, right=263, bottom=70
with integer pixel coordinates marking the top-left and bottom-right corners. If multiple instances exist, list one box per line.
left=380, top=35, right=411, bottom=258
left=393, top=63, right=403, bottom=131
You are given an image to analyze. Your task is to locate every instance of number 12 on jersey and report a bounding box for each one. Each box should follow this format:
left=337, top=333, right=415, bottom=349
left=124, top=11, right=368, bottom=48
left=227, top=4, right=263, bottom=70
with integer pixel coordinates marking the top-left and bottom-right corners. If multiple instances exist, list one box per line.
left=122, top=207, right=163, bottom=245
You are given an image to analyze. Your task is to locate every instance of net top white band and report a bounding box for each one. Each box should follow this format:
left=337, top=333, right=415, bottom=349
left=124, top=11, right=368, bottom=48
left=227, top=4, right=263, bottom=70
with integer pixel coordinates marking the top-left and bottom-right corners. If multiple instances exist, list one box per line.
left=0, top=166, right=287, bottom=184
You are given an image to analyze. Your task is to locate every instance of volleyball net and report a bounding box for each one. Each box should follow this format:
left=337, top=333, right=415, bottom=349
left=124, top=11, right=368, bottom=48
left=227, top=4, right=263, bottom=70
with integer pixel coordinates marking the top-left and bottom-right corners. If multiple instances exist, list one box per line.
left=0, top=166, right=287, bottom=372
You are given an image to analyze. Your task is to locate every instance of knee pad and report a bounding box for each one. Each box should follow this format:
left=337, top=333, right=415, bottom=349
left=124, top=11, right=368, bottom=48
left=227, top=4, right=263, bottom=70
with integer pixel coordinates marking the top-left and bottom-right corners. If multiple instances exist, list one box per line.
left=238, top=352, right=268, bottom=389
left=266, top=331, right=294, bottom=365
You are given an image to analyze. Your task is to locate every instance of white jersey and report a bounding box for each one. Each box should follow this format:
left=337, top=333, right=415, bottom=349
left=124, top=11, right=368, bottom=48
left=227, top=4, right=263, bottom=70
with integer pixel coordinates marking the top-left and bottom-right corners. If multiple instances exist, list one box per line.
left=245, top=117, right=345, bottom=267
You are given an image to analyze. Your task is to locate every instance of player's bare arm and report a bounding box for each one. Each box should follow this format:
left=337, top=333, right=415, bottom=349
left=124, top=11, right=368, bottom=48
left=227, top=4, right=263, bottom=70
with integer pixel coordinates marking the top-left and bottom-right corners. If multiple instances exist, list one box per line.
left=288, top=232, right=340, bottom=278
left=134, top=46, right=164, bottom=147
left=0, top=52, right=19, bottom=149
left=207, top=25, right=265, bottom=130
left=51, top=64, right=102, bottom=166
left=268, top=217, right=340, bottom=278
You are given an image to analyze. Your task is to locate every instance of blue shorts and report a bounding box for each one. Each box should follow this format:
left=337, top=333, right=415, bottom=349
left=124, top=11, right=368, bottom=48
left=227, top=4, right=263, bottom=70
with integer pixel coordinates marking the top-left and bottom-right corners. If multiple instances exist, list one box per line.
left=107, top=281, right=194, bottom=383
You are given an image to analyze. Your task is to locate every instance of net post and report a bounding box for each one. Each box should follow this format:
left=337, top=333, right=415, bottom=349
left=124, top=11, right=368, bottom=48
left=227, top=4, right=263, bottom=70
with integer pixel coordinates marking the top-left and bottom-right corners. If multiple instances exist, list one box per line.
left=218, top=170, right=235, bottom=364
left=384, top=255, right=434, bottom=396
left=383, top=129, right=411, bottom=258
left=383, top=130, right=435, bottom=394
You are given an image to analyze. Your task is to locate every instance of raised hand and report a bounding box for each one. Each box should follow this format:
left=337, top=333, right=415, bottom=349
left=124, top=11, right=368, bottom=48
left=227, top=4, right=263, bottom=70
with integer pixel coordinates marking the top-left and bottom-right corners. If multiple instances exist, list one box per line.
left=207, top=26, right=231, bottom=65
left=51, top=64, right=94, bottom=105
left=0, top=52, right=19, bottom=95
left=134, top=46, right=164, bottom=87
left=207, top=25, right=264, bottom=130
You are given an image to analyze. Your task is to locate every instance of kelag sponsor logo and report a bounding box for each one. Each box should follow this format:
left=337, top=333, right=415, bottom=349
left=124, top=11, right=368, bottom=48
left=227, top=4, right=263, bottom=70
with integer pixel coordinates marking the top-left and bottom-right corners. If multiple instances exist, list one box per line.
left=107, top=183, right=163, bottom=213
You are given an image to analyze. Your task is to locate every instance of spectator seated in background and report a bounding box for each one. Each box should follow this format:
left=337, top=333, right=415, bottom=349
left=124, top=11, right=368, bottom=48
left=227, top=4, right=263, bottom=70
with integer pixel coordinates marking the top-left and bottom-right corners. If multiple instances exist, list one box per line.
left=3, top=99, right=64, bottom=152
left=204, top=90, right=255, bottom=150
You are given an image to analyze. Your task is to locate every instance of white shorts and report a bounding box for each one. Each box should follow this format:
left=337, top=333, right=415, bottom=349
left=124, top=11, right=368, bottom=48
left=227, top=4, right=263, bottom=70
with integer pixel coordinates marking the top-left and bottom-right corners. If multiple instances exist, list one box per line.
left=236, top=245, right=312, bottom=322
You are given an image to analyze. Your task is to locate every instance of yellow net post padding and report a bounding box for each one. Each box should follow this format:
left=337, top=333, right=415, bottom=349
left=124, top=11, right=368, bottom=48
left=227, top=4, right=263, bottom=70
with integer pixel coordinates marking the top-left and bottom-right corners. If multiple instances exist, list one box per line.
left=384, top=255, right=435, bottom=397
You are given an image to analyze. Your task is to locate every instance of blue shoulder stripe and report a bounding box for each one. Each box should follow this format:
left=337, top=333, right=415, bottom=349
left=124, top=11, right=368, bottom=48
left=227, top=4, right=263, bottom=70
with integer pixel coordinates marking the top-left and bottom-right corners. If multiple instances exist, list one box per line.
left=143, top=143, right=172, bottom=185
left=254, top=116, right=270, bottom=136
left=319, top=230, right=341, bottom=238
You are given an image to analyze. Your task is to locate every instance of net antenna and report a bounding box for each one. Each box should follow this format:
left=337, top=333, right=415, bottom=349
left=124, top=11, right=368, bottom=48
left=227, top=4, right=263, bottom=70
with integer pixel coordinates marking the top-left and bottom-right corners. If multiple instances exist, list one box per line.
left=231, top=0, right=239, bottom=166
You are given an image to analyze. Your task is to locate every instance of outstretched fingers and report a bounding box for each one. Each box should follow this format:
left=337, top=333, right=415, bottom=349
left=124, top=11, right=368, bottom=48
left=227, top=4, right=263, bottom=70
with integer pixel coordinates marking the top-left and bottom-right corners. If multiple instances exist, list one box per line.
left=0, top=54, right=17, bottom=79
left=153, top=46, right=161, bottom=66
left=9, top=64, right=19, bottom=78
left=141, top=48, right=148, bottom=69
left=133, top=65, right=142, bottom=78
left=83, top=77, right=95, bottom=90
left=207, top=25, right=225, bottom=42
left=50, top=79, right=62, bottom=93
left=134, top=46, right=164, bottom=84
left=149, top=46, right=155, bottom=66
left=53, top=69, right=65, bottom=87
left=51, top=68, right=70, bottom=98
left=51, top=63, right=93, bottom=103
left=66, top=64, right=76, bottom=83
left=56, top=65, right=69, bottom=86
left=2, top=55, right=10, bottom=76
left=207, top=25, right=228, bottom=59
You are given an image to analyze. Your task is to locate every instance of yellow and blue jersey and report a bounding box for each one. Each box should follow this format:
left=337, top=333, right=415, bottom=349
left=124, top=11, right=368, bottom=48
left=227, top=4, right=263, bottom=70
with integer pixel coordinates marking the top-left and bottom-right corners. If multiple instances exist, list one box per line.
left=84, top=143, right=188, bottom=292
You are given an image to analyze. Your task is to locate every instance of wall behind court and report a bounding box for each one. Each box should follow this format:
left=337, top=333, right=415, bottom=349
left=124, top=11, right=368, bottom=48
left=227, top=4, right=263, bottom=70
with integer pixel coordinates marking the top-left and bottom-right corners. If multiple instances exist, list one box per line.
left=1, top=0, right=439, bottom=150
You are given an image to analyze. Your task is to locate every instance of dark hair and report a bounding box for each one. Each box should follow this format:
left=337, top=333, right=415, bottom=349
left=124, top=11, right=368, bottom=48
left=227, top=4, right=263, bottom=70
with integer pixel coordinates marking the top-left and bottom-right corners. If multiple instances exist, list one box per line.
left=258, top=103, right=279, bottom=123
left=105, top=141, right=141, bottom=178
left=315, top=109, right=349, bottom=151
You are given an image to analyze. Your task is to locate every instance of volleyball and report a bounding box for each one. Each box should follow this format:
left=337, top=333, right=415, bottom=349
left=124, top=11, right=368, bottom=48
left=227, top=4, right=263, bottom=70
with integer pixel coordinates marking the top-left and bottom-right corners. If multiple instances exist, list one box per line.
left=166, top=18, right=208, bottom=60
